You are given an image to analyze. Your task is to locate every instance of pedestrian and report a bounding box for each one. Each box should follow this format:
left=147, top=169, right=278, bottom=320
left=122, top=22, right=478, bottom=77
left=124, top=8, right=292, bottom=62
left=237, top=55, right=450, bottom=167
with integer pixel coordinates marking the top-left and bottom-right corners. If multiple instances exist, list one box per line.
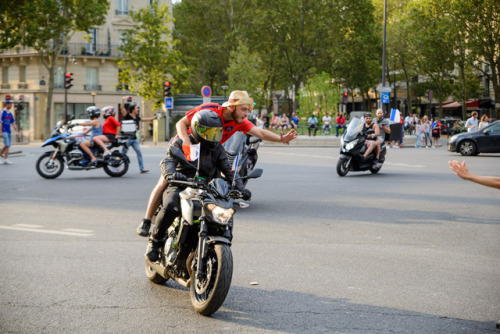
left=431, top=118, right=442, bottom=148
left=269, top=112, right=279, bottom=131
left=290, top=112, right=299, bottom=129
left=415, top=119, right=422, bottom=148
left=422, top=116, right=432, bottom=148
left=0, top=100, right=21, bottom=164
left=335, top=112, right=346, bottom=137
left=307, top=114, right=318, bottom=136
left=465, top=111, right=479, bottom=132
left=120, top=100, right=158, bottom=173
left=477, top=115, right=489, bottom=131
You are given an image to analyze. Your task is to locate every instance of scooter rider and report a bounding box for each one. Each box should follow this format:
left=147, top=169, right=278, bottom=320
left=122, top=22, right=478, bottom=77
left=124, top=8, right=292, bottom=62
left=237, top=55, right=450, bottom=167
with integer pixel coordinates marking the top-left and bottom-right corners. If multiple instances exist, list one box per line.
left=146, top=110, right=251, bottom=262
left=361, top=113, right=380, bottom=165
left=374, top=108, right=390, bottom=162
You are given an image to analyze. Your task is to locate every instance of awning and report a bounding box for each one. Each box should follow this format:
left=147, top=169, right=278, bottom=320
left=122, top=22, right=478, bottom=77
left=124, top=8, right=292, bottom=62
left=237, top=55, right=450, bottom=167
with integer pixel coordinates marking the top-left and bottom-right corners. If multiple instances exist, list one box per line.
left=442, top=100, right=480, bottom=110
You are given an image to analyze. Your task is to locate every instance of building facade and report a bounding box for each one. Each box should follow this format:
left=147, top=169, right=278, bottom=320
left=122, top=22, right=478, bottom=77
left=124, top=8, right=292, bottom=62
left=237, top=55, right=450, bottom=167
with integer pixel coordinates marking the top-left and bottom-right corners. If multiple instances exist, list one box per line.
left=0, top=0, right=171, bottom=141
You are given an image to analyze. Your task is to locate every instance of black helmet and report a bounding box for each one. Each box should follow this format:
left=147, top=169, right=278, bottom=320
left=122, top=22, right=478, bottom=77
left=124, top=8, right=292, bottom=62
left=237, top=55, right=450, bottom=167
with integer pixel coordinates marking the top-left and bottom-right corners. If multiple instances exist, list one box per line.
left=87, top=106, right=100, bottom=119
left=102, top=106, right=115, bottom=119
left=191, top=110, right=223, bottom=150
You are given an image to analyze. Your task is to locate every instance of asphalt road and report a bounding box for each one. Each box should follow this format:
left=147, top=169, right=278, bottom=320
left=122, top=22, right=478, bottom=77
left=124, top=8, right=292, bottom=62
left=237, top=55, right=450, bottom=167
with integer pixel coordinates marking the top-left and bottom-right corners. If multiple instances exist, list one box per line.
left=1, top=143, right=499, bottom=333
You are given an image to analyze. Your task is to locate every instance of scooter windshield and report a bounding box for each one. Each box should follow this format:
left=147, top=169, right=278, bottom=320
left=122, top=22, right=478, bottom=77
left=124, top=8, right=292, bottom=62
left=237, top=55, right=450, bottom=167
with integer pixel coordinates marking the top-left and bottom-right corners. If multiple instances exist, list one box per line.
left=344, top=117, right=364, bottom=141
left=223, top=131, right=245, bottom=155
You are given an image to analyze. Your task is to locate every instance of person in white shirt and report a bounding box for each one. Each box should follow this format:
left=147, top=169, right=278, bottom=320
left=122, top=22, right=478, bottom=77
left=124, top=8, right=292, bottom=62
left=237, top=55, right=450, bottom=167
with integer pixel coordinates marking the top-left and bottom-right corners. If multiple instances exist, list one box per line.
left=477, top=115, right=489, bottom=131
left=322, top=113, right=332, bottom=134
left=465, top=111, right=479, bottom=132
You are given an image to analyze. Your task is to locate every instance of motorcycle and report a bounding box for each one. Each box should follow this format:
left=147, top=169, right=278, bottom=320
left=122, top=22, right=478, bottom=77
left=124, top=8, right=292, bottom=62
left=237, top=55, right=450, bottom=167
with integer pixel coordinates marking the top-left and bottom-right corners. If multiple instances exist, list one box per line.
left=145, top=145, right=260, bottom=316
left=36, top=120, right=130, bottom=179
left=336, top=117, right=386, bottom=176
left=223, top=131, right=263, bottom=186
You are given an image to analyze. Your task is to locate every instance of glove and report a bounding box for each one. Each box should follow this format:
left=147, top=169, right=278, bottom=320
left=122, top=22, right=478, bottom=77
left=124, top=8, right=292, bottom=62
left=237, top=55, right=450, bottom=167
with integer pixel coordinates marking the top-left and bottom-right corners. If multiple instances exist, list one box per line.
left=241, top=188, right=251, bottom=200
left=172, top=172, right=187, bottom=181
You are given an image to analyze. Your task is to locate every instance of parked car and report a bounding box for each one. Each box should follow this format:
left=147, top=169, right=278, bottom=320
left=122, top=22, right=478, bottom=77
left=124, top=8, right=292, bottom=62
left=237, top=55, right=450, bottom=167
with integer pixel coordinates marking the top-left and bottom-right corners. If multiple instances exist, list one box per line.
left=447, top=120, right=500, bottom=156
left=441, top=118, right=464, bottom=136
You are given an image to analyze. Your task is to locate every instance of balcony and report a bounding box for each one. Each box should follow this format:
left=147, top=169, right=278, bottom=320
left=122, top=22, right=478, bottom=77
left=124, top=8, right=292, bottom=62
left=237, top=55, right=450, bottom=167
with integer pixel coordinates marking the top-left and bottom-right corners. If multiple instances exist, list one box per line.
left=18, top=83, right=28, bottom=89
left=115, top=9, right=129, bottom=15
left=84, top=84, right=102, bottom=91
left=1, top=84, right=11, bottom=89
left=61, top=43, right=120, bottom=57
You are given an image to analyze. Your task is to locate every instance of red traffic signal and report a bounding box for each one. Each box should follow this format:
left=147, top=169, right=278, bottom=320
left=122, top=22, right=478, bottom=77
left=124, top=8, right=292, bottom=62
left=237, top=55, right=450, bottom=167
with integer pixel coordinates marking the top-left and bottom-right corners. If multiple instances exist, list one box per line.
left=163, top=81, right=172, bottom=97
left=342, top=92, right=348, bottom=104
left=64, top=72, right=73, bottom=90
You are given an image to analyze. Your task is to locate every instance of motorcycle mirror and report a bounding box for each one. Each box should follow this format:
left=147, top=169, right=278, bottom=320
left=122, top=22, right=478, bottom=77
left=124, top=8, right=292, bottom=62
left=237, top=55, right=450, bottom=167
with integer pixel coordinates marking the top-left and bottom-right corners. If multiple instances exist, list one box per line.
left=248, top=136, right=260, bottom=144
left=247, top=168, right=263, bottom=179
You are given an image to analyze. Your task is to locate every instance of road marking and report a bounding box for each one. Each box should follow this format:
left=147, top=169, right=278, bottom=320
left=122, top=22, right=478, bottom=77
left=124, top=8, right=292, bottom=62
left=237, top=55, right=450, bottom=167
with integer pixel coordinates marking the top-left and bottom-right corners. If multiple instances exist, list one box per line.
left=0, top=225, right=94, bottom=237
left=63, top=228, right=94, bottom=233
left=14, top=224, right=43, bottom=228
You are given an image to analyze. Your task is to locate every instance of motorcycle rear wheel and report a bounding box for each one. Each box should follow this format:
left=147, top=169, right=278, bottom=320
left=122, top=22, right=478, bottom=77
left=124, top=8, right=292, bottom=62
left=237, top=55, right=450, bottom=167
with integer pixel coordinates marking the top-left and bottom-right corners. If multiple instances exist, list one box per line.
left=336, top=157, right=351, bottom=176
left=190, top=244, right=233, bottom=316
left=103, top=152, right=129, bottom=177
left=36, top=151, right=64, bottom=179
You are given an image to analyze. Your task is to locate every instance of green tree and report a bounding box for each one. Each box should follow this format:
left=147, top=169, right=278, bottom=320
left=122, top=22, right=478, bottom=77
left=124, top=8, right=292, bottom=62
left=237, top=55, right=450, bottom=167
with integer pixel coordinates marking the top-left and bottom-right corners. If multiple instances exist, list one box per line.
left=0, top=0, right=109, bottom=137
left=298, top=72, right=341, bottom=118
left=117, top=0, right=183, bottom=110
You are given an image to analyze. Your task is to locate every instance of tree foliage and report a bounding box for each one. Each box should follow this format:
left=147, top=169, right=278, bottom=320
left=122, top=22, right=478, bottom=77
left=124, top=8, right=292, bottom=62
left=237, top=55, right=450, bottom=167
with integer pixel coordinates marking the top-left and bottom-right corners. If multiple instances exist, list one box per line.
left=117, top=0, right=184, bottom=109
left=0, top=0, right=109, bottom=137
left=298, top=72, right=341, bottom=118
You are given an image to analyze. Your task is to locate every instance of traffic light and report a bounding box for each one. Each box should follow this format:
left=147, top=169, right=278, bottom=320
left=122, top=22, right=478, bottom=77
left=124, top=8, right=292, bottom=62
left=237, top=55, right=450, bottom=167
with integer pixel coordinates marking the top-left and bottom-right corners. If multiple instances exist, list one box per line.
left=163, top=81, right=172, bottom=98
left=342, top=92, right=348, bottom=104
left=64, top=72, right=73, bottom=90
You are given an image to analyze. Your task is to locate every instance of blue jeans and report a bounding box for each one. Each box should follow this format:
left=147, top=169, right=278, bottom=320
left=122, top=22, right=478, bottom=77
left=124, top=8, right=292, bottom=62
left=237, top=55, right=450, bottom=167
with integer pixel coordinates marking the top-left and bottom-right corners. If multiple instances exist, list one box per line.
left=122, top=138, right=144, bottom=171
left=2, top=132, right=12, bottom=147
left=336, top=124, right=345, bottom=136
left=415, top=134, right=422, bottom=147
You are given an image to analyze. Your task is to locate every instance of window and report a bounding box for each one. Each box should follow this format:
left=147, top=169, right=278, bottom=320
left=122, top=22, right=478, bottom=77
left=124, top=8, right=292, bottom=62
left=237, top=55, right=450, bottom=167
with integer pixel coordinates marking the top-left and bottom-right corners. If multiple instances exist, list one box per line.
left=86, top=28, right=97, bottom=54
left=55, top=103, right=93, bottom=121
left=54, top=67, right=64, bottom=89
left=2, top=67, right=9, bottom=83
left=19, top=66, right=26, bottom=82
left=85, top=68, right=99, bottom=90
left=117, top=0, right=128, bottom=15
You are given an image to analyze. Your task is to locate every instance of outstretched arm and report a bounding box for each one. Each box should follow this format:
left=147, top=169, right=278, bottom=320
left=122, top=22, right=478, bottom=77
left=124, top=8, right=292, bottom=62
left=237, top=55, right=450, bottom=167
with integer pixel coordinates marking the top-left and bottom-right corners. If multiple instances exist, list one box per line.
left=449, top=160, right=500, bottom=190
left=247, top=127, right=297, bottom=145
left=175, top=116, right=191, bottom=144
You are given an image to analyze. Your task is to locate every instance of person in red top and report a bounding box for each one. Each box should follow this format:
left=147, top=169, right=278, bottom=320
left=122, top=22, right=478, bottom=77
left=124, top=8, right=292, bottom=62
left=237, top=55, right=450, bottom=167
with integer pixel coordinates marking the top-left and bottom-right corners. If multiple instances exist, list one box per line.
left=92, top=106, right=121, bottom=156
left=136, top=90, right=298, bottom=236
left=335, top=112, right=346, bottom=137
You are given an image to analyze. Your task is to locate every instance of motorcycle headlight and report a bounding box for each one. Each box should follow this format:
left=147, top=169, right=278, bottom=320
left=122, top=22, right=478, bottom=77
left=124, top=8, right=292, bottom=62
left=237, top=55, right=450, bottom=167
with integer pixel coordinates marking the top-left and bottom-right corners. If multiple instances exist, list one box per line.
left=346, top=139, right=358, bottom=150
left=207, top=203, right=234, bottom=224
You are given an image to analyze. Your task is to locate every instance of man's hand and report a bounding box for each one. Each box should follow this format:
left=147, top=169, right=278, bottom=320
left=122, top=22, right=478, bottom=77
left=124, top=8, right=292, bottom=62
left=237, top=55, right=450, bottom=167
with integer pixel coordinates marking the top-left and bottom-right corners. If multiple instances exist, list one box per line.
left=281, top=129, right=298, bottom=145
left=171, top=172, right=187, bottom=181
left=241, top=188, right=251, bottom=200
left=448, top=160, right=470, bottom=180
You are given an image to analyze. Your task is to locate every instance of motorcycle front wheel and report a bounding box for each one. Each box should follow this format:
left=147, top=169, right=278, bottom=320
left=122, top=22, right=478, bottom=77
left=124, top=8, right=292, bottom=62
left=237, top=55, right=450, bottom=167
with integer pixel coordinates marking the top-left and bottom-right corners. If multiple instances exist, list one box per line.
left=103, top=152, right=129, bottom=177
left=36, top=151, right=65, bottom=179
left=336, top=156, right=351, bottom=176
left=190, top=243, right=233, bottom=316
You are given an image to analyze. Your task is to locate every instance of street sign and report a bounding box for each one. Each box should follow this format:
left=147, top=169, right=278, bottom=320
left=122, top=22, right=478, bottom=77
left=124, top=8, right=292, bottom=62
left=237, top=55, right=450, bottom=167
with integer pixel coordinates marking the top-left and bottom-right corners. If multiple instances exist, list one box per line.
left=381, top=92, right=390, bottom=104
left=201, top=86, right=212, bottom=97
left=165, top=97, right=173, bottom=109
left=377, top=85, right=392, bottom=93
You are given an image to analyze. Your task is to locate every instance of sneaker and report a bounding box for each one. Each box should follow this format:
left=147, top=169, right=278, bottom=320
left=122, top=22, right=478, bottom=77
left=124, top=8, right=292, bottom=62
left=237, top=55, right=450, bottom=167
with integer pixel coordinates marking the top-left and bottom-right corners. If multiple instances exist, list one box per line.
left=140, top=169, right=149, bottom=174
left=0, top=157, right=4, bottom=164
left=103, top=150, right=111, bottom=157
left=393, top=146, right=400, bottom=149
left=136, top=218, right=151, bottom=237
left=89, top=160, right=98, bottom=167
left=145, top=237, right=162, bottom=262
left=4, top=159, right=13, bottom=165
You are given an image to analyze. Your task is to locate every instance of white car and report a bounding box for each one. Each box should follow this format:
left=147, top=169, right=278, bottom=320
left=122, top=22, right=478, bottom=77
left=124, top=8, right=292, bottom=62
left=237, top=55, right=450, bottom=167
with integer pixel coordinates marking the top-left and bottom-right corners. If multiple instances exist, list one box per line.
left=68, top=119, right=92, bottom=135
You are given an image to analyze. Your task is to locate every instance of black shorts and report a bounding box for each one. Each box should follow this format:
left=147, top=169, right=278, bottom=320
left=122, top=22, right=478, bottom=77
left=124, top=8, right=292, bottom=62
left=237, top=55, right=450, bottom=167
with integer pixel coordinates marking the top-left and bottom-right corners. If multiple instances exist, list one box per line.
left=104, top=133, right=117, bottom=144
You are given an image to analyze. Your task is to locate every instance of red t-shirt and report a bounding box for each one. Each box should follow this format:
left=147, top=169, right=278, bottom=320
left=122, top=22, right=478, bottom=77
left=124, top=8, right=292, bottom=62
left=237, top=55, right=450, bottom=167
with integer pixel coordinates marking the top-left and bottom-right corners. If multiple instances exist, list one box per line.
left=103, top=116, right=121, bottom=135
left=185, top=103, right=254, bottom=144
left=336, top=116, right=346, bottom=125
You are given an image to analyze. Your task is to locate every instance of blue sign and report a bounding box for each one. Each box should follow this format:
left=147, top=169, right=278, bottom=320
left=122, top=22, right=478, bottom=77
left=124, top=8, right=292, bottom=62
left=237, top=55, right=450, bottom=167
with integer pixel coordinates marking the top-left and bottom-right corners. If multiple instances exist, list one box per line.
left=201, top=86, right=212, bottom=97
left=165, top=97, right=173, bottom=109
left=381, top=92, right=390, bottom=104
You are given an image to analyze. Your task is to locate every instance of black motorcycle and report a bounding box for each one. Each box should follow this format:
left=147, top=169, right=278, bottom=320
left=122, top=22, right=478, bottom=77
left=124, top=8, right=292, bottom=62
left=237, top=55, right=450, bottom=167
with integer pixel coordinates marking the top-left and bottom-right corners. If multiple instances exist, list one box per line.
left=337, top=117, right=386, bottom=176
left=145, top=145, right=260, bottom=316
left=36, top=120, right=129, bottom=179
left=223, top=131, right=263, bottom=186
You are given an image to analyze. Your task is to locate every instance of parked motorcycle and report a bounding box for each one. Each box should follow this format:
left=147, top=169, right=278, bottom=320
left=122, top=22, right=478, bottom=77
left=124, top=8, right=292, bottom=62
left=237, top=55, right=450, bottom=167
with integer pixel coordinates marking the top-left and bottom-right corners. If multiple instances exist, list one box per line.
left=223, top=131, right=263, bottom=186
left=36, top=120, right=129, bottom=179
left=145, top=145, right=260, bottom=316
left=336, top=117, right=386, bottom=176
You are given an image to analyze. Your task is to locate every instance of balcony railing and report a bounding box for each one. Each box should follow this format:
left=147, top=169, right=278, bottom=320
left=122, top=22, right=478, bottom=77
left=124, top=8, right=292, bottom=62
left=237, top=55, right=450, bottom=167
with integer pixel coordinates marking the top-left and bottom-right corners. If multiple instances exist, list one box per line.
left=18, top=83, right=28, bottom=89
left=1, top=84, right=11, bottom=89
left=84, top=84, right=102, bottom=91
left=115, top=9, right=129, bottom=15
left=0, top=43, right=121, bottom=57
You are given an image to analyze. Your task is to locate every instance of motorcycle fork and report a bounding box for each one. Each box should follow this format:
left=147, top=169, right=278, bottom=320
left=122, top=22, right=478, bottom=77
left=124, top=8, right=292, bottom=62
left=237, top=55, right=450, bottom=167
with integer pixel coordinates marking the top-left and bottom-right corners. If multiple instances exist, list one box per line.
left=195, top=217, right=208, bottom=280
left=50, top=148, right=60, bottom=160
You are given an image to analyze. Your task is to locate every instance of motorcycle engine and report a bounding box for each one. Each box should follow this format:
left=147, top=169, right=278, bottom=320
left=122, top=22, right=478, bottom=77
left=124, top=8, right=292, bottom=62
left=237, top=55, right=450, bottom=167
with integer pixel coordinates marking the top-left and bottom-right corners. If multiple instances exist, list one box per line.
left=69, top=150, right=83, bottom=159
left=164, top=230, right=177, bottom=265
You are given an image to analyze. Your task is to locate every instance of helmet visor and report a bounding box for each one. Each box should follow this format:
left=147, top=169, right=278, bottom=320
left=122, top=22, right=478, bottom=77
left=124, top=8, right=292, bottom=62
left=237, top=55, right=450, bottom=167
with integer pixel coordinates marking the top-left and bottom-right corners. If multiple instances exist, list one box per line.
left=194, top=124, right=223, bottom=142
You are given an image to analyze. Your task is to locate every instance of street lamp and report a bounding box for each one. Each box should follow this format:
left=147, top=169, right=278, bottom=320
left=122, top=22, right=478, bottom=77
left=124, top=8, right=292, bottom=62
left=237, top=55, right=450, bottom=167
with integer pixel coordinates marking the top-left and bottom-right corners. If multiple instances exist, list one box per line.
left=221, top=85, right=229, bottom=101
left=91, top=92, right=96, bottom=105
left=64, top=55, right=77, bottom=122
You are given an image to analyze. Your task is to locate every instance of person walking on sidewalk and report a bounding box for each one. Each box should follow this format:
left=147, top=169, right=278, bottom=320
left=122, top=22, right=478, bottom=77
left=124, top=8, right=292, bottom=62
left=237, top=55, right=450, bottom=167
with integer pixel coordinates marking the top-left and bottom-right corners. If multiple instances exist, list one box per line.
left=120, top=99, right=157, bottom=174
left=0, top=100, right=21, bottom=164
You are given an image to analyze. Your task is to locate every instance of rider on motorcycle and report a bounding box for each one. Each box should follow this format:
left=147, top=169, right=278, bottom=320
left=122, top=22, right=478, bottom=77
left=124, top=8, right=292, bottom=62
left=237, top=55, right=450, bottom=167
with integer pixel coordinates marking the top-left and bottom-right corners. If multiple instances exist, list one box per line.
left=91, top=106, right=122, bottom=157
left=145, top=110, right=251, bottom=262
left=78, top=107, right=104, bottom=166
left=361, top=113, right=381, bottom=165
